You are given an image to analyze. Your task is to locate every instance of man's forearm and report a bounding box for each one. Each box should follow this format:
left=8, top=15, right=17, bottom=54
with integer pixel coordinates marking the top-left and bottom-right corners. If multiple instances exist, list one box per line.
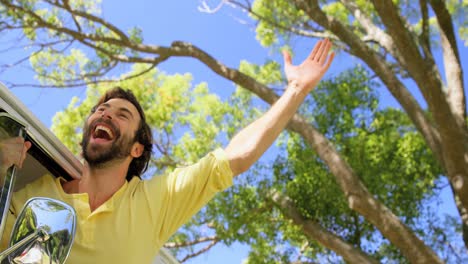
left=225, top=39, right=334, bottom=177
left=225, top=81, right=308, bottom=176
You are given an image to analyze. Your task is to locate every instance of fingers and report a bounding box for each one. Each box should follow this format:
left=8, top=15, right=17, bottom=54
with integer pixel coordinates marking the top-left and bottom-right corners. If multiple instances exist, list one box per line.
left=283, top=38, right=334, bottom=89
left=18, top=141, right=32, bottom=169
left=307, top=39, right=332, bottom=64
left=307, top=39, right=323, bottom=61
left=317, top=39, right=333, bottom=65
left=282, top=50, right=292, bottom=67
left=323, top=51, right=335, bottom=72
left=25, top=141, right=32, bottom=151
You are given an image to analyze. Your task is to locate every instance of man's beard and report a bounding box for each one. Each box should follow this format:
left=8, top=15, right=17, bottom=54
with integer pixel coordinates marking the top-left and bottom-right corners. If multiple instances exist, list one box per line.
left=81, top=118, right=135, bottom=168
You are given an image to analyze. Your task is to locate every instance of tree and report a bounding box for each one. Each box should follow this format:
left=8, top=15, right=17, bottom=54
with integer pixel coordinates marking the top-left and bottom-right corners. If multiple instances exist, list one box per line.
left=0, top=0, right=467, bottom=263
left=168, top=66, right=456, bottom=263
left=206, top=1, right=468, bottom=262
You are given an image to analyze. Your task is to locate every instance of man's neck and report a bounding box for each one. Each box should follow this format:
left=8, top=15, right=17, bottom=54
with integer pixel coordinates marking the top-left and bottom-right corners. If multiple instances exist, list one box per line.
left=64, top=158, right=131, bottom=211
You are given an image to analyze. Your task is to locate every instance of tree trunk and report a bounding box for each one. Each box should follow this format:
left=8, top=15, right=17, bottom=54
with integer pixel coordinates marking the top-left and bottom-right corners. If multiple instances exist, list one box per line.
left=269, top=190, right=379, bottom=264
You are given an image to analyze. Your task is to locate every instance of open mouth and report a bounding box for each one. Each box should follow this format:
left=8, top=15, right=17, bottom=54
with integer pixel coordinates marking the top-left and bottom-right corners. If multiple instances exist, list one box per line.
left=92, top=124, right=115, bottom=141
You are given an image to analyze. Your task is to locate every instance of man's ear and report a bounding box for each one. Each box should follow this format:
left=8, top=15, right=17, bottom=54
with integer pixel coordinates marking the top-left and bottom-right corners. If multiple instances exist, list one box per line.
left=131, top=142, right=144, bottom=158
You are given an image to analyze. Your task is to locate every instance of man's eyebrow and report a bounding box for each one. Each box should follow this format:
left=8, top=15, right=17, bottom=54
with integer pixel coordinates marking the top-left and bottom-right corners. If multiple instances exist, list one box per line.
left=100, top=103, right=110, bottom=108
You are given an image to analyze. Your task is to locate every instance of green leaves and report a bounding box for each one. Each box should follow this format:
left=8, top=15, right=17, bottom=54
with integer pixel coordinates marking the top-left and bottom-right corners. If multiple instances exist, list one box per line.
left=31, top=48, right=90, bottom=86
left=1, top=0, right=146, bottom=87
left=251, top=0, right=307, bottom=47
left=322, top=2, right=349, bottom=24
left=269, top=66, right=442, bottom=260
left=128, top=27, right=143, bottom=44
left=448, top=0, right=468, bottom=46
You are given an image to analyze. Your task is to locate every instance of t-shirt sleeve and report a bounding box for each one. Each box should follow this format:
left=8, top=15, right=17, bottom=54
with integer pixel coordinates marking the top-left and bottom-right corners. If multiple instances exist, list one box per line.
left=142, top=148, right=233, bottom=244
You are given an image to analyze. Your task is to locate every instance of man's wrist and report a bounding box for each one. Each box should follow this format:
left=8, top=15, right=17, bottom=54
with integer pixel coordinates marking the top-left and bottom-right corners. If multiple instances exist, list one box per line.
left=286, top=79, right=309, bottom=97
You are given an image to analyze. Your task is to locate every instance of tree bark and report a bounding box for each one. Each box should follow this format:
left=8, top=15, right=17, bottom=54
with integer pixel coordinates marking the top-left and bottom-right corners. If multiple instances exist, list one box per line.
left=429, top=0, right=466, bottom=123
left=269, top=190, right=379, bottom=264
left=370, top=0, right=468, bottom=218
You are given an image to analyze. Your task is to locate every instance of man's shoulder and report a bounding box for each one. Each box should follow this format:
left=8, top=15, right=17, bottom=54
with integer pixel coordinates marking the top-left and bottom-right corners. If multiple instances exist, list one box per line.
left=14, top=174, right=58, bottom=199
left=12, top=174, right=58, bottom=214
left=21, top=174, right=56, bottom=189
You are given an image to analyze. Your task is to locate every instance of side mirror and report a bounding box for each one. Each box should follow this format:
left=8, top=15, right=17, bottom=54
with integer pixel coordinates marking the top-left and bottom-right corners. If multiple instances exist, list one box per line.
left=0, top=197, right=76, bottom=264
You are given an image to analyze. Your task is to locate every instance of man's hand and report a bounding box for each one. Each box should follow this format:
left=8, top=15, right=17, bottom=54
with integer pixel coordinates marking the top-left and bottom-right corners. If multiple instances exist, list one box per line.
left=0, top=137, right=31, bottom=171
left=226, top=39, right=335, bottom=176
left=282, top=38, right=334, bottom=94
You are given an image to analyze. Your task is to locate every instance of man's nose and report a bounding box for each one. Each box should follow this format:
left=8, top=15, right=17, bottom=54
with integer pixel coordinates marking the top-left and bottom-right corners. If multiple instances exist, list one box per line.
left=101, top=109, right=113, bottom=119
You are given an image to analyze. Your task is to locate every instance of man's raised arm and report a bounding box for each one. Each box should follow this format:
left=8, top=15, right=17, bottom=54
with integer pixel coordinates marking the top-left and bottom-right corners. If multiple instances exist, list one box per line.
left=225, top=39, right=335, bottom=176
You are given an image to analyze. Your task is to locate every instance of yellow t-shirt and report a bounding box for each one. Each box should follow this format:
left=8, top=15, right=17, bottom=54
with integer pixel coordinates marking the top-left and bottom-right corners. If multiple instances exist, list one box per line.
left=3, top=148, right=233, bottom=264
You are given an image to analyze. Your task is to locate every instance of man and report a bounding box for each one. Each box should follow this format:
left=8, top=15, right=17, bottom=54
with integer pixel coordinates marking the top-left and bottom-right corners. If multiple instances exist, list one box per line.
left=1, top=39, right=334, bottom=263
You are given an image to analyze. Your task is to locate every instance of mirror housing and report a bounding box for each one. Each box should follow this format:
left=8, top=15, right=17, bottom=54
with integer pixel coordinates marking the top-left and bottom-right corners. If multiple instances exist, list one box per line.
left=0, top=197, right=76, bottom=264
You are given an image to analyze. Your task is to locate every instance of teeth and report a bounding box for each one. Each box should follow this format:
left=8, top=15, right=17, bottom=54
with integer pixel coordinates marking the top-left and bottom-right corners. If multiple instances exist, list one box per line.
left=95, top=125, right=114, bottom=139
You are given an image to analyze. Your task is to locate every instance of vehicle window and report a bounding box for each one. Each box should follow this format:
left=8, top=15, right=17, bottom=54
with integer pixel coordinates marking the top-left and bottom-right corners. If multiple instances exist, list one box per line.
left=0, top=112, right=26, bottom=189
left=0, top=113, right=27, bottom=241
left=0, top=112, right=71, bottom=191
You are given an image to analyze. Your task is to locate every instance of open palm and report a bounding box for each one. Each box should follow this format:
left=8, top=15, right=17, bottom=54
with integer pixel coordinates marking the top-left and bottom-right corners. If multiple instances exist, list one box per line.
left=283, top=39, right=335, bottom=93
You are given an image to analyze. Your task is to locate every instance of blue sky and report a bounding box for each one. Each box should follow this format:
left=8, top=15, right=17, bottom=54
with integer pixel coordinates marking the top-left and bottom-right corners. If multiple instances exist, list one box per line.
left=2, top=1, right=467, bottom=263
left=5, top=0, right=351, bottom=129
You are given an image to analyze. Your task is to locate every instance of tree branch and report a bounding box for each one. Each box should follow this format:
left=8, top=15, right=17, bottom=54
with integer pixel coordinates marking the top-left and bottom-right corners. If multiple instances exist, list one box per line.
left=60, top=0, right=82, bottom=32
left=419, top=0, right=432, bottom=58
left=369, top=0, right=464, bottom=134
left=268, top=190, right=379, bottom=264
left=6, top=63, right=156, bottom=88
left=371, top=0, right=468, bottom=215
left=429, top=0, right=466, bottom=122
left=300, top=0, right=446, bottom=164
left=179, top=239, right=219, bottom=263
left=164, top=235, right=218, bottom=248
left=426, top=4, right=468, bottom=239
left=227, top=0, right=334, bottom=39
left=44, top=0, right=131, bottom=43
left=198, top=0, right=230, bottom=13
left=339, top=0, right=401, bottom=64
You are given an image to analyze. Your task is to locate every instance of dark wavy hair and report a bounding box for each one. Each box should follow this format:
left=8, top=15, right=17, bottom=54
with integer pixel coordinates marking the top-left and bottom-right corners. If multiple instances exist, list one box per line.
left=90, top=87, right=153, bottom=181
